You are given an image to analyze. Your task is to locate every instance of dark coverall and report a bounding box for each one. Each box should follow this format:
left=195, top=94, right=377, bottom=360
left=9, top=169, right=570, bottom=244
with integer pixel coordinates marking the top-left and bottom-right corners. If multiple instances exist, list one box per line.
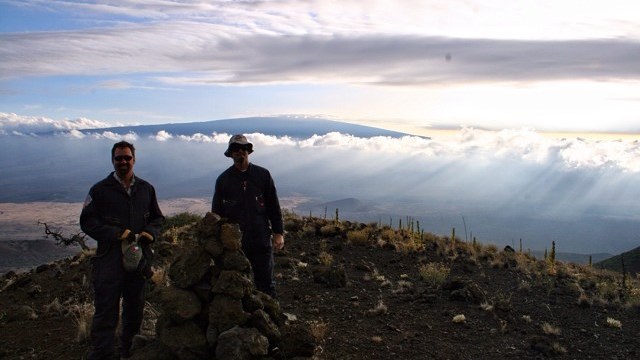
left=212, top=163, right=283, bottom=297
left=80, top=173, right=163, bottom=359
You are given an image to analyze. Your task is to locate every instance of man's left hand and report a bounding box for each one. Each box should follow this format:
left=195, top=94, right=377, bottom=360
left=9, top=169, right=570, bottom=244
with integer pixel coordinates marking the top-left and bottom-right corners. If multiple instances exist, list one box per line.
left=272, top=233, right=284, bottom=251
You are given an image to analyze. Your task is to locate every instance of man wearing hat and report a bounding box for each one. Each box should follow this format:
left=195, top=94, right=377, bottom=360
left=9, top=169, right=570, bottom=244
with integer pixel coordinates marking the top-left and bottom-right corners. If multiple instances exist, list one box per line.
left=212, top=134, right=284, bottom=297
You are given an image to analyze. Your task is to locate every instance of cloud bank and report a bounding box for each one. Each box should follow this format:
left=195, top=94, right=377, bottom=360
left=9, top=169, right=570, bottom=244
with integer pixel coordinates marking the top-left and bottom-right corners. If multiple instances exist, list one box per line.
left=3, top=126, right=640, bottom=253
left=0, top=112, right=108, bottom=135
left=3, top=112, right=640, bottom=173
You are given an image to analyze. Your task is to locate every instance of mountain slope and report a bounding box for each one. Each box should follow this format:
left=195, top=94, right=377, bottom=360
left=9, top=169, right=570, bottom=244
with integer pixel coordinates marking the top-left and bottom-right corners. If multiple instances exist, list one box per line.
left=594, top=245, right=640, bottom=274
left=75, top=116, right=414, bottom=139
left=1, top=212, right=639, bottom=359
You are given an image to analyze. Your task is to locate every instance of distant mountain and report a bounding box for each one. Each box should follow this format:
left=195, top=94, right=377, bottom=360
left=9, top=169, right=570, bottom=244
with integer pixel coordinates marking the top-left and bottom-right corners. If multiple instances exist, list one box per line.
left=75, top=116, right=415, bottom=139
left=530, top=251, right=613, bottom=265
left=296, top=198, right=386, bottom=218
left=594, top=246, right=640, bottom=274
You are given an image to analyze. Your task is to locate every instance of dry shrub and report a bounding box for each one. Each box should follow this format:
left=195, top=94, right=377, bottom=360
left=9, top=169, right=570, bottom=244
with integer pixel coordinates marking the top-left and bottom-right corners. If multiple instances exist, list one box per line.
left=380, top=228, right=396, bottom=241
left=309, top=321, right=329, bottom=343
left=43, top=297, right=64, bottom=316
left=493, top=291, right=512, bottom=312
left=393, top=236, right=424, bottom=254
left=480, top=303, right=494, bottom=312
left=518, top=280, right=532, bottom=292
left=371, top=336, right=383, bottom=343
left=365, top=268, right=387, bottom=283
left=378, top=228, right=424, bottom=254
left=141, top=301, right=160, bottom=337
left=366, top=299, right=388, bottom=316
left=70, top=249, right=95, bottom=267
left=318, top=251, right=333, bottom=266
left=484, top=244, right=499, bottom=254
left=542, top=322, right=561, bottom=336
left=302, top=225, right=316, bottom=237
left=551, top=342, right=567, bottom=355
left=69, top=302, right=94, bottom=342
left=162, top=224, right=192, bottom=244
left=319, top=224, right=340, bottom=237
left=419, top=262, right=450, bottom=287
left=514, top=253, right=535, bottom=275
left=347, top=229, right=370, bottom=246
left=606, top=317, right=622, bottom=328
left=596, top=280, right=620, bottom=303
left=151, top=265, right=170, bottom=286
left=577, top=292, right=593, bottom=308
left=392, top=280, right=413, bottom=294
left=499, top=319, right=508, bottom=333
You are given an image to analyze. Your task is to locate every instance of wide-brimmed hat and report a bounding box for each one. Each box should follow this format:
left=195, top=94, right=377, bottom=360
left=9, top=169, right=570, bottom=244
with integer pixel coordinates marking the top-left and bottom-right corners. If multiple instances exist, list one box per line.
left=224, top=134, right=254, bottom=157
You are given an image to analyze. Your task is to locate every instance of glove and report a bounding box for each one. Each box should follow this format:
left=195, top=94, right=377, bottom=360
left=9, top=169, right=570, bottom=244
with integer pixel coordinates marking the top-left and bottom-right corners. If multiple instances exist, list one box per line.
left=138, top=231, right=154, bottom=244
left=119, top=229, right=137, bottom=243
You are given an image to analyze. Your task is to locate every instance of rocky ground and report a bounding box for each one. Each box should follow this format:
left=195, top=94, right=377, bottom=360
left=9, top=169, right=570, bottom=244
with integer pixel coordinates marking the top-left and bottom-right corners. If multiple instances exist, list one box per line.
left=1, top=213, right=640, bottom=360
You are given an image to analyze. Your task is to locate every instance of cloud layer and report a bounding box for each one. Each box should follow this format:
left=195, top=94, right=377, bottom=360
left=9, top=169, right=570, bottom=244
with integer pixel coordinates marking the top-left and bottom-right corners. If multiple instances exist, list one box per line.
left=3, top=26, right=640, bottom=86
left=2, top=1, right=640, bottom=86
left=3, top=112, right=640, bottom=172
left=0, top=112, right=108, bottom=136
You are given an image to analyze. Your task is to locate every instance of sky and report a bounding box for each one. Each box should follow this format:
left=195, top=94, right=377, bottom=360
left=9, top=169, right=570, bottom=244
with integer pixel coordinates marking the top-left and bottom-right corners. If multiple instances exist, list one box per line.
left=2, top=0, right=640, bottom=136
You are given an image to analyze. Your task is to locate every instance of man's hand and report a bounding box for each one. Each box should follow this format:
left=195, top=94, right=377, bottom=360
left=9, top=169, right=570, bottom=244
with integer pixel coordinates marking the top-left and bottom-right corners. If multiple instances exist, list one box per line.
left=119, top=229, right=136, bottom=243
left=272, top=233, right=284, bottom=251
left=138, top=231, right=154, bottom=244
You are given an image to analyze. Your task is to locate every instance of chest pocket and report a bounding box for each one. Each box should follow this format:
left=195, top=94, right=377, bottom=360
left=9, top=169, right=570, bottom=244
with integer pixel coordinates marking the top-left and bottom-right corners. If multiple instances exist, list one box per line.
left=222, top=174, right=267, bottom=219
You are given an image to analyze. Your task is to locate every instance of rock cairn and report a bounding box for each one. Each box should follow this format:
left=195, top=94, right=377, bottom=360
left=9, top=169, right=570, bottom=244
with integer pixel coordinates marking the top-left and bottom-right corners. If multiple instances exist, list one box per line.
left=154, top=212, right=315, bottom=360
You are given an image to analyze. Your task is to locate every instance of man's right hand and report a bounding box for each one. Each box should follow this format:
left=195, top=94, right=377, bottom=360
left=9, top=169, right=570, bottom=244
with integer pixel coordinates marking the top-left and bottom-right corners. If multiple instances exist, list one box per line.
left=119, top=229, right=136, bottom=243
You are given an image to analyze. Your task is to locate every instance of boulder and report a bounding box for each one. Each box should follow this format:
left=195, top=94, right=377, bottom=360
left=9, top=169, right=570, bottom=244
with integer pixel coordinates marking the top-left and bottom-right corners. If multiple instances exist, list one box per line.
left=278, top=323, right=316, bottom=358
left=248, top=309, right=281, bottom=343
left=215, top=326, right=269, bottom=360
left=160, top=321, right=209, bottom=359
left=168, top=244, right=211, bottom=289
left=160, top=287, right=202, bottom=323
left=209, top=294, right=250, bottom=332
left=220, top=223, right=242, bottom=251
left=212, top=270, right=253, bottom=299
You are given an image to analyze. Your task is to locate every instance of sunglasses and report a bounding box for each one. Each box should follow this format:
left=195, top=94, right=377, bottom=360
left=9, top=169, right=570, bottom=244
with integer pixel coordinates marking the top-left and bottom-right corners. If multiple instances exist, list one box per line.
left=230, top=145, right=250, bottom=152
left=114, top=155, right=133, bottom=162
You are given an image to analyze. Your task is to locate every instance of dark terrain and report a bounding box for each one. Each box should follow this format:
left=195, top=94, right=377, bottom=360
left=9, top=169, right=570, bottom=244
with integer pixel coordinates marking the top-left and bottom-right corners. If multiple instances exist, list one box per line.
left=1, top=212, right=639, bottom=359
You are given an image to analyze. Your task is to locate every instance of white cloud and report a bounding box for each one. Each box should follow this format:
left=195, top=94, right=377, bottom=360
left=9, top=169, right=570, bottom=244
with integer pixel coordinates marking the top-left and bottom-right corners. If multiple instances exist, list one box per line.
left=139, top=128, right=640, bottom=173
left=0, top=113, right=109, bottom=134
left=176, top=132, right=231, bottom=143
left=84, top=131, right=138, bottom=142
left=153, top=130, right=173, bottom=141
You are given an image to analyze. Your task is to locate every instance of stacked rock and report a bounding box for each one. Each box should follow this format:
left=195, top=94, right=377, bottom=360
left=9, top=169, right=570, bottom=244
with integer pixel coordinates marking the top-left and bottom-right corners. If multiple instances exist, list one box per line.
left=155, top=212, right=314, bottom=360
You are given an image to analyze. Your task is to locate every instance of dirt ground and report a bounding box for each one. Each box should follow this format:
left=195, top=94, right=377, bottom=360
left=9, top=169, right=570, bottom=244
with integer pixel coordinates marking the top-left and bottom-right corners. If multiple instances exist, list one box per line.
left=1, top=216, right=640, bottom=360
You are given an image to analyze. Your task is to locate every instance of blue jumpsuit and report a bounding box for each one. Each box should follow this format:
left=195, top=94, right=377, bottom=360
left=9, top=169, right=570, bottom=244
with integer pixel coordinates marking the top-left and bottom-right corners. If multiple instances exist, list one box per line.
left=80, top=173, right=163, bottom=359
left=212, top=163, right=283, bottom=297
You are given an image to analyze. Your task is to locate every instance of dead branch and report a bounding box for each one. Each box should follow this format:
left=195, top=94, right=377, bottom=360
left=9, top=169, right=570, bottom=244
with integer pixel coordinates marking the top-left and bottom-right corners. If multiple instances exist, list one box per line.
left=39, top=221, right=89, bottom=251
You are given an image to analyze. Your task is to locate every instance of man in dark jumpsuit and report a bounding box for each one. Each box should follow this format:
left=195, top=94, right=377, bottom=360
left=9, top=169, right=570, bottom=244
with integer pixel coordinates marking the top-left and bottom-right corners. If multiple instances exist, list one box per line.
left=80, top=141, right=164, bottom=359
left=212, top=134, right=284, bottom=298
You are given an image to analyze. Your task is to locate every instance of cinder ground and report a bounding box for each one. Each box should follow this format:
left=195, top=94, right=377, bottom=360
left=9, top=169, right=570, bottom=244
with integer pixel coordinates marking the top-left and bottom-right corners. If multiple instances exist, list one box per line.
left=1, top=214, right=639, bottom=359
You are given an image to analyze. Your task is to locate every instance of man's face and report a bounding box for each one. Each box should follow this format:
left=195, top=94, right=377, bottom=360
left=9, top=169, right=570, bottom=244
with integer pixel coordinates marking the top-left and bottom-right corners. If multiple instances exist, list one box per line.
left=229, top=144, right=250, bottom=165
left=112, top=147, right=135, bottom=178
